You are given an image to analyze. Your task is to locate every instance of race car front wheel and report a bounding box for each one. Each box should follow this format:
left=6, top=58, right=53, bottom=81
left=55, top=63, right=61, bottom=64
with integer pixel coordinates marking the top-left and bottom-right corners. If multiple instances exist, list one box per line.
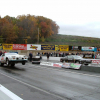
left=1, top=63, right=4, bottom=66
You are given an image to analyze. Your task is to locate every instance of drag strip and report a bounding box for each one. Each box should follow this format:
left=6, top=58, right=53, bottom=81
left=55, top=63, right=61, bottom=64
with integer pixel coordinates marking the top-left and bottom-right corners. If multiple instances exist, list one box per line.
left=0, top=63, right=100, bottom=100
left=0, top=70, right=65, bottom=100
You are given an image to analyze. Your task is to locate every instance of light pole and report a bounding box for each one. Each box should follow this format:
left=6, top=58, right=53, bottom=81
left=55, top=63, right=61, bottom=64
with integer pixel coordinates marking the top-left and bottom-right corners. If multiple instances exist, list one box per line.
left=37, top=28, right=39, bottom=44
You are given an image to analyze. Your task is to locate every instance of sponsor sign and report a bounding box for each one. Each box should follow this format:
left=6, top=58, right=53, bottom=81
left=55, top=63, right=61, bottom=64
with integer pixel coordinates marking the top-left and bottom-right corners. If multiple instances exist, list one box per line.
left=0, top=44, right=3, bottom=50
left=82, top=47, right=94, bottom=51
left=58, top=45, right=69, bottom=51
left=94, top=47, right=97, bottom=52
left=92, top=60, right=100, bottom=64
left=70, top=63, right=81, bottom=69
left=55, top=45, right=59, bottom=51
left=13, top=44, right=27, bottom=50
left=97, top=47, right=100, bottom=51
left=2, top=44, right=13, bottom=50
left=69, top=46, right=81, bottom=51
left=40, top=62, right=53, bottom=66
left=61, top=63, right=70, bottom=68
left=27, top=44, right=41, bottom=50
left=53, top=63, right=62, bottom=67
left=41, top=45, right=55, bottom=50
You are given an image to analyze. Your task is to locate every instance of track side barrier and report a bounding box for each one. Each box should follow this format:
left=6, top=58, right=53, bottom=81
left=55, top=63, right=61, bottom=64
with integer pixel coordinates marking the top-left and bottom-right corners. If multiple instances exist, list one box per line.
left=40, top=61, right=100, bottom=73
left=92, top=59, right=100, bottom=64
left=40, top=62, right=81, bottom=69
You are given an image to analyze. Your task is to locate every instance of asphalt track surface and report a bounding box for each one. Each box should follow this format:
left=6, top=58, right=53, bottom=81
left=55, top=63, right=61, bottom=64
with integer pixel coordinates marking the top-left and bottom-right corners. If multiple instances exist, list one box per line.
left=0, top=61, right=100, bottom=100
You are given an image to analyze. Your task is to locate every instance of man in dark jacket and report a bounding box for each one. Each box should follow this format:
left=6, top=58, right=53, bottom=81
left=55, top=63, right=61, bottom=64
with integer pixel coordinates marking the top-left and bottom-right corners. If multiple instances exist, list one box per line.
left=47, top=52, right=50, bottom=61
left=0, top=51, right=2, bottom=56
left=29, top=52, right=33, bottom=62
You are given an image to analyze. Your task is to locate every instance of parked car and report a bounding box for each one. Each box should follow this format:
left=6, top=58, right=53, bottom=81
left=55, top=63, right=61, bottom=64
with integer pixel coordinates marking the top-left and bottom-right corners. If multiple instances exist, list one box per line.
left=60, top=55, right=92, bottom=65
left=32, top=56, right=41, bottom=64
left=0, top=53, right=28, bottom=67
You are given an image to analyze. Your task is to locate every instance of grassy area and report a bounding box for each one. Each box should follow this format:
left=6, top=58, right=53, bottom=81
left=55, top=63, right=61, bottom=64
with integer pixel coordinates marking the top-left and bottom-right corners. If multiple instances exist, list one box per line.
left=41, top=34, right=100, bottom=46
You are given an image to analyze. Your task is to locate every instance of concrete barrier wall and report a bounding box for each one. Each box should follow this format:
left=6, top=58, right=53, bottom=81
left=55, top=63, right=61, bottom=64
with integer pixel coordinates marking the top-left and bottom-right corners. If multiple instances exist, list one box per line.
left=81, top=66, right=100, bottom=73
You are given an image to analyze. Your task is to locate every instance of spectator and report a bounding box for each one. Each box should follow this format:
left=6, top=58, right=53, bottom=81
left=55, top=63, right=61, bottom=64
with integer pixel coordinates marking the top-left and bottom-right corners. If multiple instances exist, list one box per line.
left=29, top=52, right=33, bottom=62
left=40, top=54, right=42, bottom=60
left=54, top=52, right=55, bottom=57
left=51, top=52, right=52, bottom=56
left=0, top=51, right=2, bottom=56
left=56, top=53, right=57, bottom=57
left=47, top=52, right=50, bottom=61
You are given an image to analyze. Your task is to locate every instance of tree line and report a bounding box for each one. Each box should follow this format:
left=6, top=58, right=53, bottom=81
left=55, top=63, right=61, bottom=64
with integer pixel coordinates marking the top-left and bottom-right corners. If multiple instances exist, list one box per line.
left=0, top=14, right=59, bottom=44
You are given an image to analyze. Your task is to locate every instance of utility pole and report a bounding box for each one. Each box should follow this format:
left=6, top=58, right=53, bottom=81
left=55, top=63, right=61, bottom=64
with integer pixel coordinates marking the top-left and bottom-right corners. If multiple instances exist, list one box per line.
left=37, top=28, right=39, bottom=44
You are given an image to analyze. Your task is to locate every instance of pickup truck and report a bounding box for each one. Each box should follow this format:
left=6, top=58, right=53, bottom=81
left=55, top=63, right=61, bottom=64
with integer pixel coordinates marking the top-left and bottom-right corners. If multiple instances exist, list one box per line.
left=0, top=53, right=28, bottom=67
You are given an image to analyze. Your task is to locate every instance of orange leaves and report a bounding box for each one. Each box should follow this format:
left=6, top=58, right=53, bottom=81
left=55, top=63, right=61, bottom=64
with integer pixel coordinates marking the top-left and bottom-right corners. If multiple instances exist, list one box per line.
left=0, top=14, right=59, bottom=43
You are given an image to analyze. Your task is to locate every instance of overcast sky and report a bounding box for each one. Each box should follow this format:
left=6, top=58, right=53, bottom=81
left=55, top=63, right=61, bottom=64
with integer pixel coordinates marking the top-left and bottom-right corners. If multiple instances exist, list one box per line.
left=0, top=0, right=100, bottom=38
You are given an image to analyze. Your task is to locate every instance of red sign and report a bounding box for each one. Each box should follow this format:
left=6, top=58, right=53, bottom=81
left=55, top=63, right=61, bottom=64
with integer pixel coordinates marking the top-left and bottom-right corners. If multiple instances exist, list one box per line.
left=92, top=60, right=100, bottom=64
left=13, top=44, right=27, bottom=50
left=53, top=63, right=61, bottom=67
left=89, top=47, right=92, bottom=49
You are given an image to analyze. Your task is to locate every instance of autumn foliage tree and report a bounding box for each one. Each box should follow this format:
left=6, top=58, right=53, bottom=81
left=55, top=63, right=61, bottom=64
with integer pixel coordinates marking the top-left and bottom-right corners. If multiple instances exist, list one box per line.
left=0, top=14, right=59, bottom=43
left=0, top=18, right=18, bottom=43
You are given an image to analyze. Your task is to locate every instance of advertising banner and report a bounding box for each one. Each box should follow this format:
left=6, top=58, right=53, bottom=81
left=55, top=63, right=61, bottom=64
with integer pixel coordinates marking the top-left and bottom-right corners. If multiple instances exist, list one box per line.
left=27, top=44, right=41, bottom=50
left=92, top=59, right=100, bottom=64
left=53, top=63, right=62, bottom=68
left=55, top=45, right=59, bottom=51
left=70, top=63, right=81, bottom=69
left=2, top=44, right=13, bottom=50
left=82, top=47, right=95, bottom=51
left=94, top=47, right=97, bottom=52
left=13, top=44, right=27, bottom=50
left=61, top=63, right=81, bottom=69
left=69, top=46, right=81, bottom=51
left=40, top=62, right=53, bottom=66
left=97, top=47, right=100, bottom=51
left=41, top=45, right=55, bottom=50
left=61, top=63, right=70, bottom=68
left=0, top=44, right=3, bottom=50
left=59, top=45, right=69, bottom=51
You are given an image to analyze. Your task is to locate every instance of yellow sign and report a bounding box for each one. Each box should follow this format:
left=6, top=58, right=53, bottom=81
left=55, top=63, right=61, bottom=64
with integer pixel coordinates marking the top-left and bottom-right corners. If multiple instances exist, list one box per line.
left=2, top=44, right=13, bottom=50
left=0, top=44, right=3, bottom=50
left=30, top=45, right=38, bottom=49
left=59, top=45, right=69, bottom=51
left=55, top=45, right=59, bottom=51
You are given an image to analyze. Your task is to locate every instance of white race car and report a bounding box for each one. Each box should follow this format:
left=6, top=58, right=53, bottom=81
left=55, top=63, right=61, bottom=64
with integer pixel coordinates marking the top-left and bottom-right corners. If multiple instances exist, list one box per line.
left=0, top=53, right=28, bottom=67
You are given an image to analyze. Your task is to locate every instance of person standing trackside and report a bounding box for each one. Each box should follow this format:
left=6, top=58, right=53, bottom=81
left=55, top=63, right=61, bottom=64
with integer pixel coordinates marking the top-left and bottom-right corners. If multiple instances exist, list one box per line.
left=0, top=51, right=2, bottom=56
left=47, top=52, right=50, bottom=61
left=29, top=52, right=33, bottom=62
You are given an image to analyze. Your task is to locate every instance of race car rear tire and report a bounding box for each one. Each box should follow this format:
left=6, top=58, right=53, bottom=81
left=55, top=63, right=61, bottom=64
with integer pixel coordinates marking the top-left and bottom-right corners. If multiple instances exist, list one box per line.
left=22, top=62, right=25, bottom=65
left=6, top=59, right=10, bottom=66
